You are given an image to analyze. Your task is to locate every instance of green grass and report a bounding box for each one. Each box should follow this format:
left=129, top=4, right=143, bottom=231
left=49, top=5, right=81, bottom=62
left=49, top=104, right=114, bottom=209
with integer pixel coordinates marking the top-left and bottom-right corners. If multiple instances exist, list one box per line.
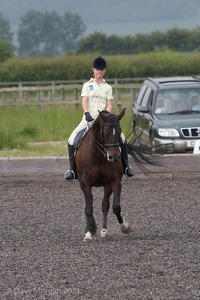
left=0, top=104, right=133, bottom=157
left=0, top=143, right=67, bottom=157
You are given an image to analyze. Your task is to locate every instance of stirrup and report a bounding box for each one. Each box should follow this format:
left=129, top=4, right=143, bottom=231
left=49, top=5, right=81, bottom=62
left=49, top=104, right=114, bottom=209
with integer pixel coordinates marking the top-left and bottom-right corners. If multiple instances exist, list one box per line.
left=125, top=166, right=135, bottom=178
left=64, top=170, right=76, bottom=181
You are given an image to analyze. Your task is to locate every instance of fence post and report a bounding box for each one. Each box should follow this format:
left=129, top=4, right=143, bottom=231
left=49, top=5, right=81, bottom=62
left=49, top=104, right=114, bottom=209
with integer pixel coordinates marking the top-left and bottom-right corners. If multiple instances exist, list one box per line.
left=74, top=87, right=79, bottom=109
left=51, top=81, right=55, bottom=97
left=61, top=89, right=65, bottom=101
left=19, top=82, right=23, bottom=99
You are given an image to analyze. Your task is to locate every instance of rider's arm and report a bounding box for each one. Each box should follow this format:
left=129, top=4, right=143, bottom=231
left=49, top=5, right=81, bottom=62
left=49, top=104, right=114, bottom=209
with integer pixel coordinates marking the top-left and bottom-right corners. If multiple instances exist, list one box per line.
left=82, top=96, right=89, bottom=113
left=106, top=99, right=112, bottom=112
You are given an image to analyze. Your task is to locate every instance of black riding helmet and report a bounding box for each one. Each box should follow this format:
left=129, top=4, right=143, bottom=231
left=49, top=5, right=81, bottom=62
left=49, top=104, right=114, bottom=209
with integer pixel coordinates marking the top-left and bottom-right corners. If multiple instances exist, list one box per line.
left=92, top=56, right=107, bottom=70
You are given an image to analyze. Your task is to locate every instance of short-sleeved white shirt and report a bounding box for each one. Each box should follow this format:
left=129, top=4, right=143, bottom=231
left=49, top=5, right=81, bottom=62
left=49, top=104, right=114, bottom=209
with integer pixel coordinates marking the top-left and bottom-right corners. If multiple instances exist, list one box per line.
left=81, top=78, right=113, bottom=119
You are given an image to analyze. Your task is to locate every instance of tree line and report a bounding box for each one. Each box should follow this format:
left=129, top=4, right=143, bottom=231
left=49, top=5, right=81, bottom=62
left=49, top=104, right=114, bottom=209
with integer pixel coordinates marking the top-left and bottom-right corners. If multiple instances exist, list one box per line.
left=0, top=9, right=200, bottom=61
left=77, top=29, right=200, bottom=54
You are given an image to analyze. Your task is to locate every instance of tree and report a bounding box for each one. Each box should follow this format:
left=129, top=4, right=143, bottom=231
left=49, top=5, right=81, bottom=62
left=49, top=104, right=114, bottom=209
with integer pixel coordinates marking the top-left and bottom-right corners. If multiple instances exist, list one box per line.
left=165, top=28, right=191, bottom=52
left=76, top=32, right=108, bottom=53
left=148, top=31, right=166, bottom=51
left=18, top=10, right=45, bottom=56
left=0, top=14, right=14, bottom=60
left=40, top=12, right=63, bottom=56
left=61, top=12, right=86, bottom=52
left=0, top=13, right=12, bottom=42
left=0, top=38, right=14, bottom=61
left=18, top=10, right=86, bottom=57
left=189, top=27, right=200, bottom=51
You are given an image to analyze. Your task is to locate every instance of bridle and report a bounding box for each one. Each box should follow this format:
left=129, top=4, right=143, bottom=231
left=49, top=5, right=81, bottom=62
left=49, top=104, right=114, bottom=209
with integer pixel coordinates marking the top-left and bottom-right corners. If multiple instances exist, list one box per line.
left=88, top=121, right=121, bottom=157
left=101, top=123, right=121, bottom=148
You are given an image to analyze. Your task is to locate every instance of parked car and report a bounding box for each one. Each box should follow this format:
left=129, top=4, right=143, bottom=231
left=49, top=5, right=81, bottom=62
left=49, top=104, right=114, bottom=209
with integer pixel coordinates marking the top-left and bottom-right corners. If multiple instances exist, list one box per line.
left=132, top=76, right=200, bottom=153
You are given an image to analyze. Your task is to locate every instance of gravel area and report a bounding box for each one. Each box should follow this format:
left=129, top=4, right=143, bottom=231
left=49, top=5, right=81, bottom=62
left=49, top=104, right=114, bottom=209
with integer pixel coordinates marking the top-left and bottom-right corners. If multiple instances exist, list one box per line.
left=0, top=175, right=200, bottom=300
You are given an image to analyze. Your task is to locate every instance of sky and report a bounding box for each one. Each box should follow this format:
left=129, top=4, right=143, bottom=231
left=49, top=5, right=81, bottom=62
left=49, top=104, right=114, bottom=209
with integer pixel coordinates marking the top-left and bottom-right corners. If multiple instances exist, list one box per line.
left=0, top=0, right=200, bottom=37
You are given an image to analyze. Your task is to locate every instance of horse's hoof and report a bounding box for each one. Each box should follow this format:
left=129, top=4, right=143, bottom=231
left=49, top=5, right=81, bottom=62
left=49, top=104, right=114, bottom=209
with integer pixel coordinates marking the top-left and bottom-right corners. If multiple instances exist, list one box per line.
left=120, top=221, right=132, bottom=234
left=83, top=231, right=92, bottom=241
left=101, top=228, right=108, bottom=238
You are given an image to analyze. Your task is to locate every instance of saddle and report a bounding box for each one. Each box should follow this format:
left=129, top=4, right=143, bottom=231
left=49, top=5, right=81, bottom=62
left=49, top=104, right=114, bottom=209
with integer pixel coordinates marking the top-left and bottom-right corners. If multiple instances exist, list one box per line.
left=73, top=127, right=89, bottom=153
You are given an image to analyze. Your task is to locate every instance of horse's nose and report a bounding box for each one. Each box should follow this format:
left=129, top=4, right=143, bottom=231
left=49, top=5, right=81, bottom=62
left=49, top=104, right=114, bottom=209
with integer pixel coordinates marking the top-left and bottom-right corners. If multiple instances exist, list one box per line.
left=107, top=151, right=121, bottom=162
left=107, top=154, right=117, bottom=162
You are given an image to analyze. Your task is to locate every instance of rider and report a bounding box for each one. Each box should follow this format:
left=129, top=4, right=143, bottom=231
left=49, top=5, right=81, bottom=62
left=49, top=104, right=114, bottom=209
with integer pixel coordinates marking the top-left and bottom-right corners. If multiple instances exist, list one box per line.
left=64, top=56, right=134, bottom=180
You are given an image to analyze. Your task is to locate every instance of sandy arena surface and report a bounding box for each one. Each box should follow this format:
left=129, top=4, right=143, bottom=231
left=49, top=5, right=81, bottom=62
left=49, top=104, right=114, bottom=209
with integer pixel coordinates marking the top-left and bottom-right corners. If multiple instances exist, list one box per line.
left=0, top=174, right=200, bottom=300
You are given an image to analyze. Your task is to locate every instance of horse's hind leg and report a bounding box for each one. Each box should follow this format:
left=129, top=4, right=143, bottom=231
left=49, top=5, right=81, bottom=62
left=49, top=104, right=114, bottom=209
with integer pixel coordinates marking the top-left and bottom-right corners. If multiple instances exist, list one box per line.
left=101, top=185, right=112, bottom=237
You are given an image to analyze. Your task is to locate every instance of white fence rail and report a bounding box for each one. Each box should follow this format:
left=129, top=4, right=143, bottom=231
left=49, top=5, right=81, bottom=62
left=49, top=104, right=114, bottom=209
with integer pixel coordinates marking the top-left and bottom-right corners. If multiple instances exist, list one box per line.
left=0, top=79, right=142, bottom=109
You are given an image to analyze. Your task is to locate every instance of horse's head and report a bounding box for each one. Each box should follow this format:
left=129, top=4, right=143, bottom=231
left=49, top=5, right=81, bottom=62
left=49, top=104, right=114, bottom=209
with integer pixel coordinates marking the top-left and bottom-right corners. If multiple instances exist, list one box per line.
left=97, top=108, right=126, bottom=162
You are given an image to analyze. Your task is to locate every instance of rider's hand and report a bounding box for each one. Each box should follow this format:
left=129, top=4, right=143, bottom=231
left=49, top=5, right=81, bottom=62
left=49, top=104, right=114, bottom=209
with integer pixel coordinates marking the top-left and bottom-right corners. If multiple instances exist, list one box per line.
left=85, top=112, right=94, bottom=122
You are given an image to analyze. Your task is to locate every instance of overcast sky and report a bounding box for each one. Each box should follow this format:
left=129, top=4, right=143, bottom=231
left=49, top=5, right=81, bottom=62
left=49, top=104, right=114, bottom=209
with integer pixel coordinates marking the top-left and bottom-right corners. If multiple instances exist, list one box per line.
left=0, top=0, right=200, bottom=36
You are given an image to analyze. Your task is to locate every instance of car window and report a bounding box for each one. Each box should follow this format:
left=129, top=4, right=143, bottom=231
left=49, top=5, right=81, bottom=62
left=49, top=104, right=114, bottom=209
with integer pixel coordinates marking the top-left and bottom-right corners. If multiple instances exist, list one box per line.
left=155, top=88, right=200, bottom=113
left=148, top=91, right=154, bottom=110
left=141, top=87, right=153, bottom=107
left=136, top=84, right=148, bottom=105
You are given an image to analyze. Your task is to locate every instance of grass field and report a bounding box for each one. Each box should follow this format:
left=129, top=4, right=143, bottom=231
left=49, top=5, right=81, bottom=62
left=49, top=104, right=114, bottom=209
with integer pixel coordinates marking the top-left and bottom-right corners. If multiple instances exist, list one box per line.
left=0, top=104, right=133, bottom=157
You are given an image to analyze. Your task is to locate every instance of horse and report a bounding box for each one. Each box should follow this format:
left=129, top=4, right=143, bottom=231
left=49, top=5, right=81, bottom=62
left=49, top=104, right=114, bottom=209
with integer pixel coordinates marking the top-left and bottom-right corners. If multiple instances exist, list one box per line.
left=75, top=108, right=132, bottom=241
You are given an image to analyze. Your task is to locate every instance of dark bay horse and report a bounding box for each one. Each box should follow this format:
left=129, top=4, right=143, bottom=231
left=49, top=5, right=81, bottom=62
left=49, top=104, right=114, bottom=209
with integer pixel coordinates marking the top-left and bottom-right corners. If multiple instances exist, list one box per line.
left=75, top=108, right=132, bottom=241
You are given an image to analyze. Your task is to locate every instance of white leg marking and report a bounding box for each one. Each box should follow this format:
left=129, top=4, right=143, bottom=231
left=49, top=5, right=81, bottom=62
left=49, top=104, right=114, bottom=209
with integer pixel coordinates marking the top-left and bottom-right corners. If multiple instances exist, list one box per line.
left=101, top=228, right=108, bottom=238
left=84, top=231, right=92, bottom=241
left=119, top=219, right=132, bottom=234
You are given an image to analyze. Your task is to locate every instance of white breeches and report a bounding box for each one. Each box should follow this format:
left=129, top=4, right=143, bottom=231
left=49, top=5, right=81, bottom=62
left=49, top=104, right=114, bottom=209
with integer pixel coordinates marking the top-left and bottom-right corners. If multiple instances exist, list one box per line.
left=68, top=116, right=92, bottom=145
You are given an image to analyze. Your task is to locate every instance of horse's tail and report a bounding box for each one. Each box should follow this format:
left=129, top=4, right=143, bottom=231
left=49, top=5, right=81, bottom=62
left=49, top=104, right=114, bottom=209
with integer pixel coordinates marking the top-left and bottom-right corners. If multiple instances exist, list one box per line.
left=126, top=142, right=163, bottom=174
left=125, top=126, right=172, bottom=174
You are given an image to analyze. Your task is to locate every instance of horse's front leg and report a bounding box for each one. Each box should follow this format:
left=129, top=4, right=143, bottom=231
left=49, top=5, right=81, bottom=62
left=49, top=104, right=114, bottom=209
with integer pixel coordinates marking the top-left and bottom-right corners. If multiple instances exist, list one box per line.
left=101, top=185, right=112, bottom=238
left=112, top=181, right=132, bottom=234
left=81, top=186, right=97, bottom=241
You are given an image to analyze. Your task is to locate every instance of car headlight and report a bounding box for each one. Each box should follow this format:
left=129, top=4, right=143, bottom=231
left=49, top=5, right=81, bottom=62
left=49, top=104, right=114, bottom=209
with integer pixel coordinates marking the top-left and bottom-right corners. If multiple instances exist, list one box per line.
left=158, top=128, right=180, bottom=137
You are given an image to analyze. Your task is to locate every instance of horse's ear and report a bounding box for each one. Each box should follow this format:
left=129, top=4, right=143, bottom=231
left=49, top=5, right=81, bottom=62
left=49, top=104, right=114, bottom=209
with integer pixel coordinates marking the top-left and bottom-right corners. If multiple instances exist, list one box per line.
left=117, top=108, right=126, bottom=121
left=99, top=110, right=110, bottom=121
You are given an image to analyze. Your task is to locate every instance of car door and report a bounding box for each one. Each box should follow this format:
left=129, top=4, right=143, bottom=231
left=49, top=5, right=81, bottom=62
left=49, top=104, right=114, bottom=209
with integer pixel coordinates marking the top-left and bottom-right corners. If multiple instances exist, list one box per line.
left=133, top=86, right=155, bottom=145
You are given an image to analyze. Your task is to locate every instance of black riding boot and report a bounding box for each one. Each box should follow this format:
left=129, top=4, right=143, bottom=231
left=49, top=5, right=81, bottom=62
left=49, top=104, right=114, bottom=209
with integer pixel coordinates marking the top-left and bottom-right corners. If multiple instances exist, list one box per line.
left=64, top=144, right=76, bottom=180
left=121, top=142, right=135, bottom=177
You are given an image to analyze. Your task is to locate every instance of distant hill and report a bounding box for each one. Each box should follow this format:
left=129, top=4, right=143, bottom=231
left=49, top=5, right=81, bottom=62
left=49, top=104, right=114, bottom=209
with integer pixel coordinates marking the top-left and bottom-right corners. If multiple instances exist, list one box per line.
left=0, top=0, right=200, bottom=36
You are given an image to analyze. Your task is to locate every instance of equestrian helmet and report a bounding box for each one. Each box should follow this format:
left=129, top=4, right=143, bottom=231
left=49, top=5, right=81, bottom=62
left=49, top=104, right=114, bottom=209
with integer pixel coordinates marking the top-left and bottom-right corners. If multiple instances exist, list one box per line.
left=92, top=56, right=107, bottom=70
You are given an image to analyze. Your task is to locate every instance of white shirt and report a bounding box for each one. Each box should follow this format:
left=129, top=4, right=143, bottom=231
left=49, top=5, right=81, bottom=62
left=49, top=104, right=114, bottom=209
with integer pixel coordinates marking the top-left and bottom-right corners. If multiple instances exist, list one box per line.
left=81, top=78, right=113, bottom=119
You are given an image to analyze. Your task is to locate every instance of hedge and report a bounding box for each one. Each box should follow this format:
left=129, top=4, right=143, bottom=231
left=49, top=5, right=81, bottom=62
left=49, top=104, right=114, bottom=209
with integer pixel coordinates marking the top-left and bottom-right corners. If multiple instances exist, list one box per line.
left=0, top=51, right=200, bottom=82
